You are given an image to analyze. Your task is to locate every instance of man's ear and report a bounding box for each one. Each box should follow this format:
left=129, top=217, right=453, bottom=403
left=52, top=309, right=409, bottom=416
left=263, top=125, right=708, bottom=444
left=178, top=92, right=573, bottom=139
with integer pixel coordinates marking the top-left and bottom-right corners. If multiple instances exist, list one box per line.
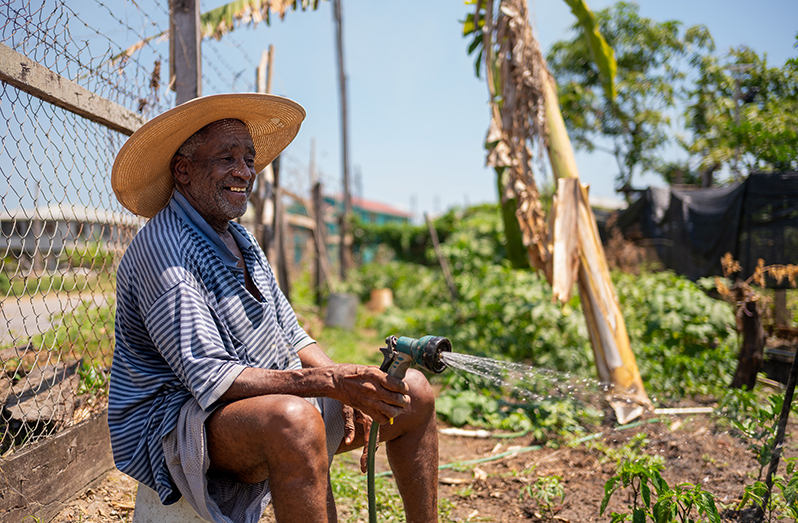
left=172, top=155, right=191, bottom=186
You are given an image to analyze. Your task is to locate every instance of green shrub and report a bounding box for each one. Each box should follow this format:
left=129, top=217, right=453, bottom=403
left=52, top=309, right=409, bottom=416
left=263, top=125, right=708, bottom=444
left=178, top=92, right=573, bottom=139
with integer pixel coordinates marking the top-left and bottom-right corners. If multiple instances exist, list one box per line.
left=62, top=241, right=115, bottom=270
left=349, top=203, right=740, bottom=429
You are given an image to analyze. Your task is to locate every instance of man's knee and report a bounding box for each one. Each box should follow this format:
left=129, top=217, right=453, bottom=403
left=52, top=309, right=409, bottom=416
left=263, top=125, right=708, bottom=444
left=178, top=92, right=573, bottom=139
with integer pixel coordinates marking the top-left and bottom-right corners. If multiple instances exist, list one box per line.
left=255, top=396, right=327, bottom=458
left=208, top=395, right=327, bottom=467
left=405, top=369, right=436, bottom=417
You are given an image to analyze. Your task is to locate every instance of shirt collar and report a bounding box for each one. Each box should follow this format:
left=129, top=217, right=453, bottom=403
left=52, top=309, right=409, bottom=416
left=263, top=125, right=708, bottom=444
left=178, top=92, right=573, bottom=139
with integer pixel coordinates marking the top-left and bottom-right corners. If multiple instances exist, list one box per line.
left=169, top=190, right=254, bottom=268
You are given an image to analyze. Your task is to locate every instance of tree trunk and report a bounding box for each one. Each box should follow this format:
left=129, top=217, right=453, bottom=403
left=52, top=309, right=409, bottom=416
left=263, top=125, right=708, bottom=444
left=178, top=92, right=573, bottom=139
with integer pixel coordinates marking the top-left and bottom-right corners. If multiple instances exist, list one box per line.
left=731, top=299, right=765, bottom=390
left=497, top=172, right=531, bottom=270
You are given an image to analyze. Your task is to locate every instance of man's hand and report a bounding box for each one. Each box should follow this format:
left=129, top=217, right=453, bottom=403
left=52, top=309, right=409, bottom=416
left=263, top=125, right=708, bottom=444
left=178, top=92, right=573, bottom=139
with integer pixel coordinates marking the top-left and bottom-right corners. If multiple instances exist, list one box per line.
left=331, top=364, right=410, bottom=424
left=342, top=405, right=378, bottom=473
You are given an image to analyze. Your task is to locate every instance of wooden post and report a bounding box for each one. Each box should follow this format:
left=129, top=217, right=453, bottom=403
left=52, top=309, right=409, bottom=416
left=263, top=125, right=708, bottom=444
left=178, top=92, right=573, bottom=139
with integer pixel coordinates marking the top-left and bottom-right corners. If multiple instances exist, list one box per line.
left=731, top=297, right=766, bottom=390
left=0, top=43, right=145, bottom=135
left=272, top=156, right=291, bottom=299
left=332, top=0, right=352, bottom=279
left=253, top=47, right=277, bottom=265
left=775, top=289, right=789, bottom=326
left=425, top=213, right=458, bottom=304
left=170, top=0, right=201, bottom=104
left=313, top=182, right=327, bottom=306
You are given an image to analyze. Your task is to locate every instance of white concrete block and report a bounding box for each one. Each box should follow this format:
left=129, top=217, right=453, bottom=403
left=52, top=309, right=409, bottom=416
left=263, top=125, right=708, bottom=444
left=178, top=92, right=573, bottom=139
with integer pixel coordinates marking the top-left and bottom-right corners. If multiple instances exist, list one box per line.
left=132, top=482, right=209, bottom=523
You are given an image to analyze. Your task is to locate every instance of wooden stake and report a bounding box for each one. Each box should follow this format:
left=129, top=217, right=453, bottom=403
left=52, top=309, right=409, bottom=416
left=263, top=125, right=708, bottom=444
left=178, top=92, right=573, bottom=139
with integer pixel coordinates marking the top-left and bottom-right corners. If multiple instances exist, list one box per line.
left=426, top=213, right=459, bottom=306
left=170, top=0, right=201, bottom=104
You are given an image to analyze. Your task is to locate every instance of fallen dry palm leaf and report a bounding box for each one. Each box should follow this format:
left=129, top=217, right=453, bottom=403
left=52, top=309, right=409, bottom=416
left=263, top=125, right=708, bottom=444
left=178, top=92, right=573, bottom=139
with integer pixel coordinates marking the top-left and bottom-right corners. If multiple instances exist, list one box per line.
left=473, top=0, right=651, bottom=423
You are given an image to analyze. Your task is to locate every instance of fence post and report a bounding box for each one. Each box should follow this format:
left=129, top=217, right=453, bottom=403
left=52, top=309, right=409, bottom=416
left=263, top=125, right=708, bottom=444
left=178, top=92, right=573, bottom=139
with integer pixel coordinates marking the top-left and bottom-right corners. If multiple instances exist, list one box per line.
left=313, top=182, right=327, bottom=306
left=170, top=0, right=201, bottom=104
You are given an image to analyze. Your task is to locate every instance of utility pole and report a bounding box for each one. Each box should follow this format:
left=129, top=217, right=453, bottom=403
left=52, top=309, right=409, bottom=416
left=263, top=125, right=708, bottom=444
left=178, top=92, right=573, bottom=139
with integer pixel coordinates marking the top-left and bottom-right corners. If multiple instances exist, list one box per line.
left=170, top=0, right=201, bottom=104
left=254, top=47, right=276, bottom=259
left=332, top=0, right=352, bottom=279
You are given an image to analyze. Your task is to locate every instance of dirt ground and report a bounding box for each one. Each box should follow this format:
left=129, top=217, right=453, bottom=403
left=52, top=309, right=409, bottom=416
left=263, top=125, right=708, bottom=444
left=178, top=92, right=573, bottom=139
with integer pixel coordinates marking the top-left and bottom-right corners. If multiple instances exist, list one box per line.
left=51, top=410, right=796, bottom=523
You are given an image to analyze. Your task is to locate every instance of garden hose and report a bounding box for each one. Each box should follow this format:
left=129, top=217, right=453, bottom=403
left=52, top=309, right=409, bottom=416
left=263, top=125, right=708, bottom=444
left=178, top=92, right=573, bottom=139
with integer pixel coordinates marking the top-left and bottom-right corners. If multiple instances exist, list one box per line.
left=368, top=335, right=451, bottom=523
left=367, top=421, right=380, bottom=523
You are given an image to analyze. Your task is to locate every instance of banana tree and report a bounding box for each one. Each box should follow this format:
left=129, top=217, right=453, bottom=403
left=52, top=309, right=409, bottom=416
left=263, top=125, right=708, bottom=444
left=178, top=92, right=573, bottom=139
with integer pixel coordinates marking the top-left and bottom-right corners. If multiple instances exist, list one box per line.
left=464, top=0, right=650, bottom=423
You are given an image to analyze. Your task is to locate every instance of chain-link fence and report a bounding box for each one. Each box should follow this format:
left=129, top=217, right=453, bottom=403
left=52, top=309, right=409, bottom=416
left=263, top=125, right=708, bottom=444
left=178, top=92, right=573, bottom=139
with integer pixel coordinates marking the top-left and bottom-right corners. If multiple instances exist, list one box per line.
left=0, top=0, right=172, bottom=454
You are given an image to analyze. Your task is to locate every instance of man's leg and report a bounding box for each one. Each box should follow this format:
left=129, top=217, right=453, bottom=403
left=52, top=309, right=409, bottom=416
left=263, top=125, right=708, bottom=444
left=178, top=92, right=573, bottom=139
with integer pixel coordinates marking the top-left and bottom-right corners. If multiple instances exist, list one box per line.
left=337, top=369, right=439, bottom=523
left=206, top=394, right=332, bottom=523
left=385, top=370, right=439, bottom=523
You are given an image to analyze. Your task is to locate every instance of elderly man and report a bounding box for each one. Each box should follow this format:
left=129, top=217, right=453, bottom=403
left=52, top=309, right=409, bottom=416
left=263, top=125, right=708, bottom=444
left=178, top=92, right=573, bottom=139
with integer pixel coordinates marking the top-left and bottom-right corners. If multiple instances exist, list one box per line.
left=108, top=94, right=438, bottom=523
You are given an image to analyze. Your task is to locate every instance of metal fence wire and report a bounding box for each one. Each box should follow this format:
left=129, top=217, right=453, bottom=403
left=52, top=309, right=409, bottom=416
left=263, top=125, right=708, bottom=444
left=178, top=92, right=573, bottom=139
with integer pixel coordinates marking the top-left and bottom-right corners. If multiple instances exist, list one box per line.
left=0, top=0, right=172, bottom=454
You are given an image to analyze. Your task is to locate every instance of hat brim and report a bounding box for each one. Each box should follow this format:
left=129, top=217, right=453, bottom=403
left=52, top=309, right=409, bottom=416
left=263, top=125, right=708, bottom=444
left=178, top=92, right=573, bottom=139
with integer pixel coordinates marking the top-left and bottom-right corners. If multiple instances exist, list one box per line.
left=112, top=93, right=306, bottom=218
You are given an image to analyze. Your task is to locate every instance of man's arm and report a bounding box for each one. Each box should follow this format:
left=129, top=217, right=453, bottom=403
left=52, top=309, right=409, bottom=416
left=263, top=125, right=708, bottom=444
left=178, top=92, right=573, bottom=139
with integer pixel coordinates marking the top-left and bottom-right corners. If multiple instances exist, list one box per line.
left=297, top=342, right=336, bottom=368
left=215, top=348, right=409, bottom=425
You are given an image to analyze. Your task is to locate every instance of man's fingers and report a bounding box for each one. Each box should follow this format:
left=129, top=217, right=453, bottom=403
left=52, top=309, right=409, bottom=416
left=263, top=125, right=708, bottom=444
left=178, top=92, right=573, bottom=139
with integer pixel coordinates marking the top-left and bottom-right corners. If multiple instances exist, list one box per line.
left=343, top=405, right=356, bottom=444
left=333, top=365, right=410, bottom=407
left=382, top=374, right=410, bottom=395
left=360, top=446, right=368, bottom=473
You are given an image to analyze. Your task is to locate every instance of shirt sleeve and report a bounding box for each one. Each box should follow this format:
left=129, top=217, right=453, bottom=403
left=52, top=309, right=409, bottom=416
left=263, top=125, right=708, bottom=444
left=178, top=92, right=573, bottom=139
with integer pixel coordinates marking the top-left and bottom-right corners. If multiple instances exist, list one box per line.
left=145, top=279, right=248, bottom=410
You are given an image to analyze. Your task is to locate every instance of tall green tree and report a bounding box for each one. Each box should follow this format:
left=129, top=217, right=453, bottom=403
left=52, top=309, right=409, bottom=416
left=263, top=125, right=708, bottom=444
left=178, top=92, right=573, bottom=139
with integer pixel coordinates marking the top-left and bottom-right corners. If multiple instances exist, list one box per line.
left=546, top=1, right=714, bottom=190
left=680, top=42, right=798, bottom=181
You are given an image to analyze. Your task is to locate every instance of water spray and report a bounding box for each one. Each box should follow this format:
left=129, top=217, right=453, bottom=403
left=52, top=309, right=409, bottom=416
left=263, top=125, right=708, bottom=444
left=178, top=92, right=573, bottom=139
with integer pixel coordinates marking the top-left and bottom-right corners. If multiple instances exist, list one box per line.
left=367, top=335, right=451, bottom=522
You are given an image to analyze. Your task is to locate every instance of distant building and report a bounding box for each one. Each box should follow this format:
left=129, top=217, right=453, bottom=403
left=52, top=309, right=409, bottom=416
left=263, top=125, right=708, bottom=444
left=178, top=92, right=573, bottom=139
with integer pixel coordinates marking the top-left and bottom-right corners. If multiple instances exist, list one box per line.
left=0, top=205, right=140, bottom=270
left=283, top=194, right=410, bottom=268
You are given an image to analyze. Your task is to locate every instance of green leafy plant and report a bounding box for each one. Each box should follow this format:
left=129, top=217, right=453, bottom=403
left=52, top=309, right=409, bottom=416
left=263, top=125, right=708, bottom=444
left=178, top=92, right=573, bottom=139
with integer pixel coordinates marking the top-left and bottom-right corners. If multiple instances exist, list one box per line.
left=601, top=458, right=666, bottom=522
left=77, top=360, right=109, bottom=396
left=348, top=204, right=741, bottom=438
left=614, top=271, right=738, bottom=400
left=738, top=456, right=798, bottom=521
left=652, top=482, right=721, bottom=523
left=434, top=372, right=602, bottom=441
left=601, top=457, right=720, bottom=523
left=592, top=433, right=665, bottom=469
left=716, top=390, right=798, bottom=479
left=521, top=475, right=565, bottom=519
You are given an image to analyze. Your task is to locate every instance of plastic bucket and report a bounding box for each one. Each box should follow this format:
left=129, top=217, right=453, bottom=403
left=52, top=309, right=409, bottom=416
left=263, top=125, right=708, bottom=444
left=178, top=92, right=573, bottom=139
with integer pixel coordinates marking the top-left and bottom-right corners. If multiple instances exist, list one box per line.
left=324, top=293, right=358, bottom=329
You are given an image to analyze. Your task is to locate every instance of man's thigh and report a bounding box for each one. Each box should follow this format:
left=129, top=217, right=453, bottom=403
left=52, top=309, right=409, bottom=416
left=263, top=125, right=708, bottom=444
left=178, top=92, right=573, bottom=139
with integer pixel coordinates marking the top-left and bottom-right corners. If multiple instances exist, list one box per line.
left=206, top=394, right=327, bottom=484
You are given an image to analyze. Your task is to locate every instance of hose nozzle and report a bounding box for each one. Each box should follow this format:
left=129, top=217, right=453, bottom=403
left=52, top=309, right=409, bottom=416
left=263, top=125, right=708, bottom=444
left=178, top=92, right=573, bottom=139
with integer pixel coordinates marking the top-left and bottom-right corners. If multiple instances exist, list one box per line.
left=379, top=335, right=451, bottom=378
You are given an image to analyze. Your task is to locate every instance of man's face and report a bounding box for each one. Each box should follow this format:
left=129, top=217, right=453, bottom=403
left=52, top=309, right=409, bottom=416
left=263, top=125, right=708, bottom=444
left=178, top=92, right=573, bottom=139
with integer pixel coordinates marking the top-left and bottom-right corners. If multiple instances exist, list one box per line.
left=173, top=119, right=257, bottom=231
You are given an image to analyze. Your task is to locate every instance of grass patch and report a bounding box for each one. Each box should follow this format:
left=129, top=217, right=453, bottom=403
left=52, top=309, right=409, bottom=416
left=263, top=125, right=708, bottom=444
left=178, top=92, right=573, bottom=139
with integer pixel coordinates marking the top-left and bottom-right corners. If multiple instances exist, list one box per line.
left=329, top=454, right=455, bottom=522
left=3, top=271, right=115, bottom=298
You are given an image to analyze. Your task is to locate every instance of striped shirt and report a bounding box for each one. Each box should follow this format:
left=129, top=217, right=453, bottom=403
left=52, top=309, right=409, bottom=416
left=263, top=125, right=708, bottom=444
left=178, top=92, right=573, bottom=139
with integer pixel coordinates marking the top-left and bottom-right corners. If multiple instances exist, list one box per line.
left=108, top=191, right=314, bottom=504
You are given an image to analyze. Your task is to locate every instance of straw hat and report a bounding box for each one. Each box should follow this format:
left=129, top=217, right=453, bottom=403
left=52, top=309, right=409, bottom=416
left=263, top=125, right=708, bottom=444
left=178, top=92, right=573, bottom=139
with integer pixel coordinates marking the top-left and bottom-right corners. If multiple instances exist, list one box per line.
left=112, top=93, right=306, bottom=218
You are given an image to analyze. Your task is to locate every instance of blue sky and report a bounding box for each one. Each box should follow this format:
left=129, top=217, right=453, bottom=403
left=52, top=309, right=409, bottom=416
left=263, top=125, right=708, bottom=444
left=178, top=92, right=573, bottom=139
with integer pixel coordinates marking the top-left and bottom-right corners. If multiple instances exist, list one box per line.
left=73, top=0, right=798, bottom=219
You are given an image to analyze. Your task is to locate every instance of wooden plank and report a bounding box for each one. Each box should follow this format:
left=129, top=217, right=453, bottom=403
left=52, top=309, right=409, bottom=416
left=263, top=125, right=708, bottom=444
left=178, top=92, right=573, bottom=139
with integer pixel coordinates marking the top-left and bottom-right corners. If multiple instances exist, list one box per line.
left=0, top=411, right=115, bottom=523
left=5, top=360, right=80, bottom=426
left=0, top=43, right=145, bottom=136
left=286, top=213, right=315, bottom=230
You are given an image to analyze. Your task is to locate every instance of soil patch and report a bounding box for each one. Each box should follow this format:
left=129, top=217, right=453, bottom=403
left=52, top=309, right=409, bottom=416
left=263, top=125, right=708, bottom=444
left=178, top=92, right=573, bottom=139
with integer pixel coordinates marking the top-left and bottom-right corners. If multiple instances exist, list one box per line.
left=52, top=413, right=795, bottom=522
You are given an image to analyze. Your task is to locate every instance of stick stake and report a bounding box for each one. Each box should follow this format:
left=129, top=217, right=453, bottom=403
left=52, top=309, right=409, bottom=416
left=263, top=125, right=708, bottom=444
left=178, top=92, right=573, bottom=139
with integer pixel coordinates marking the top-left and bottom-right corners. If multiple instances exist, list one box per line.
left=756, top=346, right=798, bottom=521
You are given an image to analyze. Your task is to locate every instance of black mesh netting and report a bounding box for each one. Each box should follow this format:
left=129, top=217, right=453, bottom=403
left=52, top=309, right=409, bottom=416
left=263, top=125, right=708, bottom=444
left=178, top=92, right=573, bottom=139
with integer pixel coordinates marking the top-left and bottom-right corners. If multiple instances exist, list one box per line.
left=617, top=172, right=798, bottom=287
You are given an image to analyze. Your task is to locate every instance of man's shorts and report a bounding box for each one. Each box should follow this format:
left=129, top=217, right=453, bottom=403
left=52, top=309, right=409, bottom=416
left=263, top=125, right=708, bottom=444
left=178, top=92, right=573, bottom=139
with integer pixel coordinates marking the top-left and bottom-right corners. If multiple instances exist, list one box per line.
left=162, top=396, right=346, bottom=523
